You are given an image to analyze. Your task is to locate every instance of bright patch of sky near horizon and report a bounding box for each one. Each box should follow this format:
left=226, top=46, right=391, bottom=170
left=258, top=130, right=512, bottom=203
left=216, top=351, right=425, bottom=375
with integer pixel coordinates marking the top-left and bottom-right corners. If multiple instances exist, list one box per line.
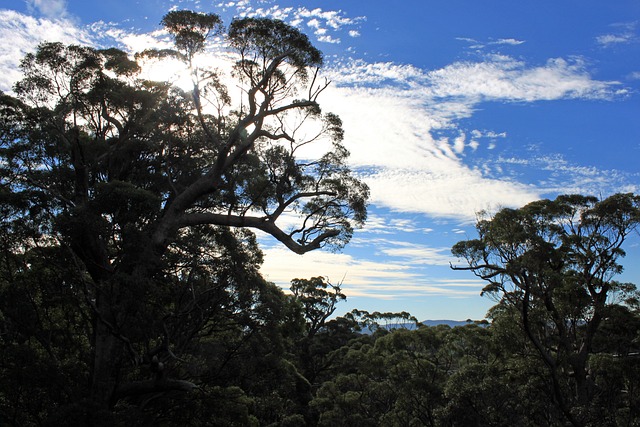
left=1, top=0, right=640, bottom=320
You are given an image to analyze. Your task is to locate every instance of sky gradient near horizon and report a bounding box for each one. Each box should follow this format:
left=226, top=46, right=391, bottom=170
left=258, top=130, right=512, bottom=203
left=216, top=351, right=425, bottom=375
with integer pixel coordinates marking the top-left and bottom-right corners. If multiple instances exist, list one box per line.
left=2, top=0, right=640, bottom=320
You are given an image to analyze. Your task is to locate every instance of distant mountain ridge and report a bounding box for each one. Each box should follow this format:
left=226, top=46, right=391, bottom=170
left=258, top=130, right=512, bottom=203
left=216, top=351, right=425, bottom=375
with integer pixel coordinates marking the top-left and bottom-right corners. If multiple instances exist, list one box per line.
left=360, top=319, right=487, bottom=334
left=421, top=319, right=483, bottom=328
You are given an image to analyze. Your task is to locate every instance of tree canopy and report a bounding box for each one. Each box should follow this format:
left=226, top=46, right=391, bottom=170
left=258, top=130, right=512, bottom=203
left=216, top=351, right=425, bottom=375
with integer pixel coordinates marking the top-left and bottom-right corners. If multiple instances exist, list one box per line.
left=0, top=9, right=367, bottom=424
left=452, top=193, right=640, bottom=426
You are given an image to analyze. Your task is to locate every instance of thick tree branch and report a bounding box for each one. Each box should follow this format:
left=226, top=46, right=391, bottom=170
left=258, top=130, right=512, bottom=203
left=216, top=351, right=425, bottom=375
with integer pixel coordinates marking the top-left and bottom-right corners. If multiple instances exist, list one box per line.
left=178, top=212, right=340, bottom=254
left=265, top=99, right=318, bottom=117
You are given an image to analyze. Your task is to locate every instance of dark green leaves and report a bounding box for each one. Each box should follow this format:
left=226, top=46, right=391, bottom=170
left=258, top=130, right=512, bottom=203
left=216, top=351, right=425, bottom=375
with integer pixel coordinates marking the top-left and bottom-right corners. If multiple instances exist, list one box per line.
left=229, top=17, right=323, bottom=70
left=100, top=48, right=141, bottom=75
left=452, top=193, right=640, bottom=425
left=161, top=10, right=222, bottom=59
left=0, top=9, right=371, bottom=423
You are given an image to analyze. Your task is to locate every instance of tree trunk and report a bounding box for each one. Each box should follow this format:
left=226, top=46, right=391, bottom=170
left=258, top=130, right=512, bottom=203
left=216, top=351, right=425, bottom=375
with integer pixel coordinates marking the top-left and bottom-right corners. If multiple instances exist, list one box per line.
left=88, top=293, right=121, bottom=424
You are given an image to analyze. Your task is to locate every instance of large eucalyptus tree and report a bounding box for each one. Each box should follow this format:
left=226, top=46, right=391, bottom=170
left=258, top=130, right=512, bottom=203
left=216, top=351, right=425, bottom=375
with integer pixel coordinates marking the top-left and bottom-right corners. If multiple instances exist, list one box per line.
left=452, top=193, right=640, bottom=426
left=0, top=10, right=367, bottom=423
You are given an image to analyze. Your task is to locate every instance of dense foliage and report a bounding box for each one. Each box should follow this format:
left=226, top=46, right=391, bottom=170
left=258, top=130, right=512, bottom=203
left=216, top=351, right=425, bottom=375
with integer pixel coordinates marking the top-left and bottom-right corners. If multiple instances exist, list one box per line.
left=0, top=9, right=367, bottom=425
left=1, top=8, right=639, bottom=427
left=452, top=193, right=640, bottom=426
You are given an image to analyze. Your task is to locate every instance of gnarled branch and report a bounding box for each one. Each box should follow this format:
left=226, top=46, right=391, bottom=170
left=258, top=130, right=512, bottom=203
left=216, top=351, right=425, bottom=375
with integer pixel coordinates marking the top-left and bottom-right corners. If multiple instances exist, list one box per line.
left=178, top=212, right=340, bottom=254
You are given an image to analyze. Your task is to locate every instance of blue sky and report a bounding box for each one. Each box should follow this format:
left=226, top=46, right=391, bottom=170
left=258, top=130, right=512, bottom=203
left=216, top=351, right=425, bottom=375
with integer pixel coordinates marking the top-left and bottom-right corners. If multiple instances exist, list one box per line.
left=2, top=0, right=640, bottom=320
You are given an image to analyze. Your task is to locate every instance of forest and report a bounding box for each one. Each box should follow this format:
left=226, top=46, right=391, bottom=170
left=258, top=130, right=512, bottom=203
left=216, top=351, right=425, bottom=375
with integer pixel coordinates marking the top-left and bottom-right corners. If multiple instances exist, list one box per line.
left=1, top=9, right=640, bottom=427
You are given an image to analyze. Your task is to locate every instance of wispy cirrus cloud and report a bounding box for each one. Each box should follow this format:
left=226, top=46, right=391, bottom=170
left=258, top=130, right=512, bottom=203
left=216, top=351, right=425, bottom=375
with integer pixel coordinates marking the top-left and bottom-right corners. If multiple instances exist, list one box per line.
left=319, top=54, right=624, bottom=219
left=457, top=36, right=525, bottom=50
left=259, top=241, right=481, bottom=299
left=0, top=10, right=96, bottom=92
left=596, top=22, right=638, bottom=47
left=495, top=38, right=525, bottom=46
left=597, top=34, right=634, bottom=46
left=353, top=214, right=434, bottom=235
left=375, top=240, right=454, bottom=266
left=259, top=245, right=416, bottom=290
left=327, top=55, right=622, bottom=100
left=26, top=0, right=69, bottom=20
left=424, top=55, right=623, bottom=101
left=493, top=154, right=640, bottom=196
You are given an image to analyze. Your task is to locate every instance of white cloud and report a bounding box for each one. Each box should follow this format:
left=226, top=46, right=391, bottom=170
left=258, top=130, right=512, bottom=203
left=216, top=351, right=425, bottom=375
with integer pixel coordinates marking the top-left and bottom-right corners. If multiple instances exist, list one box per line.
left=26, top=0, right=69, bottom=20
left=259, top=242, right=482, bottom=299
left=493, top=154, right=640, bottom=196
left=0, top=10, right=96, bottom=92
left=355, top=214, right=433, bottom=235
left=425, top=56, right=619, bottom=101
left=356, top=214, right=394, bottom=235
left=494, top=38, right=525, bottom=45
left=596, top=22, right=637, bottom=46
left=233, top=3, right=365, bottom=30
left=452, top=133, right=466, bottom=154
left=467, top=130, right=506, bottom=151
left=260, top=246, right=416, bottom=290
left=484, top=131, right=507, bottom=138
left=319, top=55, right=621, bottom=219
left=376, top=240, right=454, bottom=265
left=297, top=8, right=362, bottom=30
left=96, top=25, right=173, bottom=52
left=227, top=2, right=364, bottom=44
left=364, top=167, right=538, bottom=220
left=307, top=18, right=321, bottom=29
left=317, top=35, right=340, bottom=44
left=329, top=56, right=619, bottom=102
left=456, top=36, right=525, bottom=49
left=327, top=59, right=425, bottom=87
left=596, top=34, right=633, bottom=46
left=388, top=218, right=433, bottom=234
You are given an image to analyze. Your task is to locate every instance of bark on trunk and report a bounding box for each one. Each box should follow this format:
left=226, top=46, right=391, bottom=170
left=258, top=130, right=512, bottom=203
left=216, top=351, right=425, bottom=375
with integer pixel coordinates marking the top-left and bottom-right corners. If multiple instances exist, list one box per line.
left=89, top=294, right=121, bottom=419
